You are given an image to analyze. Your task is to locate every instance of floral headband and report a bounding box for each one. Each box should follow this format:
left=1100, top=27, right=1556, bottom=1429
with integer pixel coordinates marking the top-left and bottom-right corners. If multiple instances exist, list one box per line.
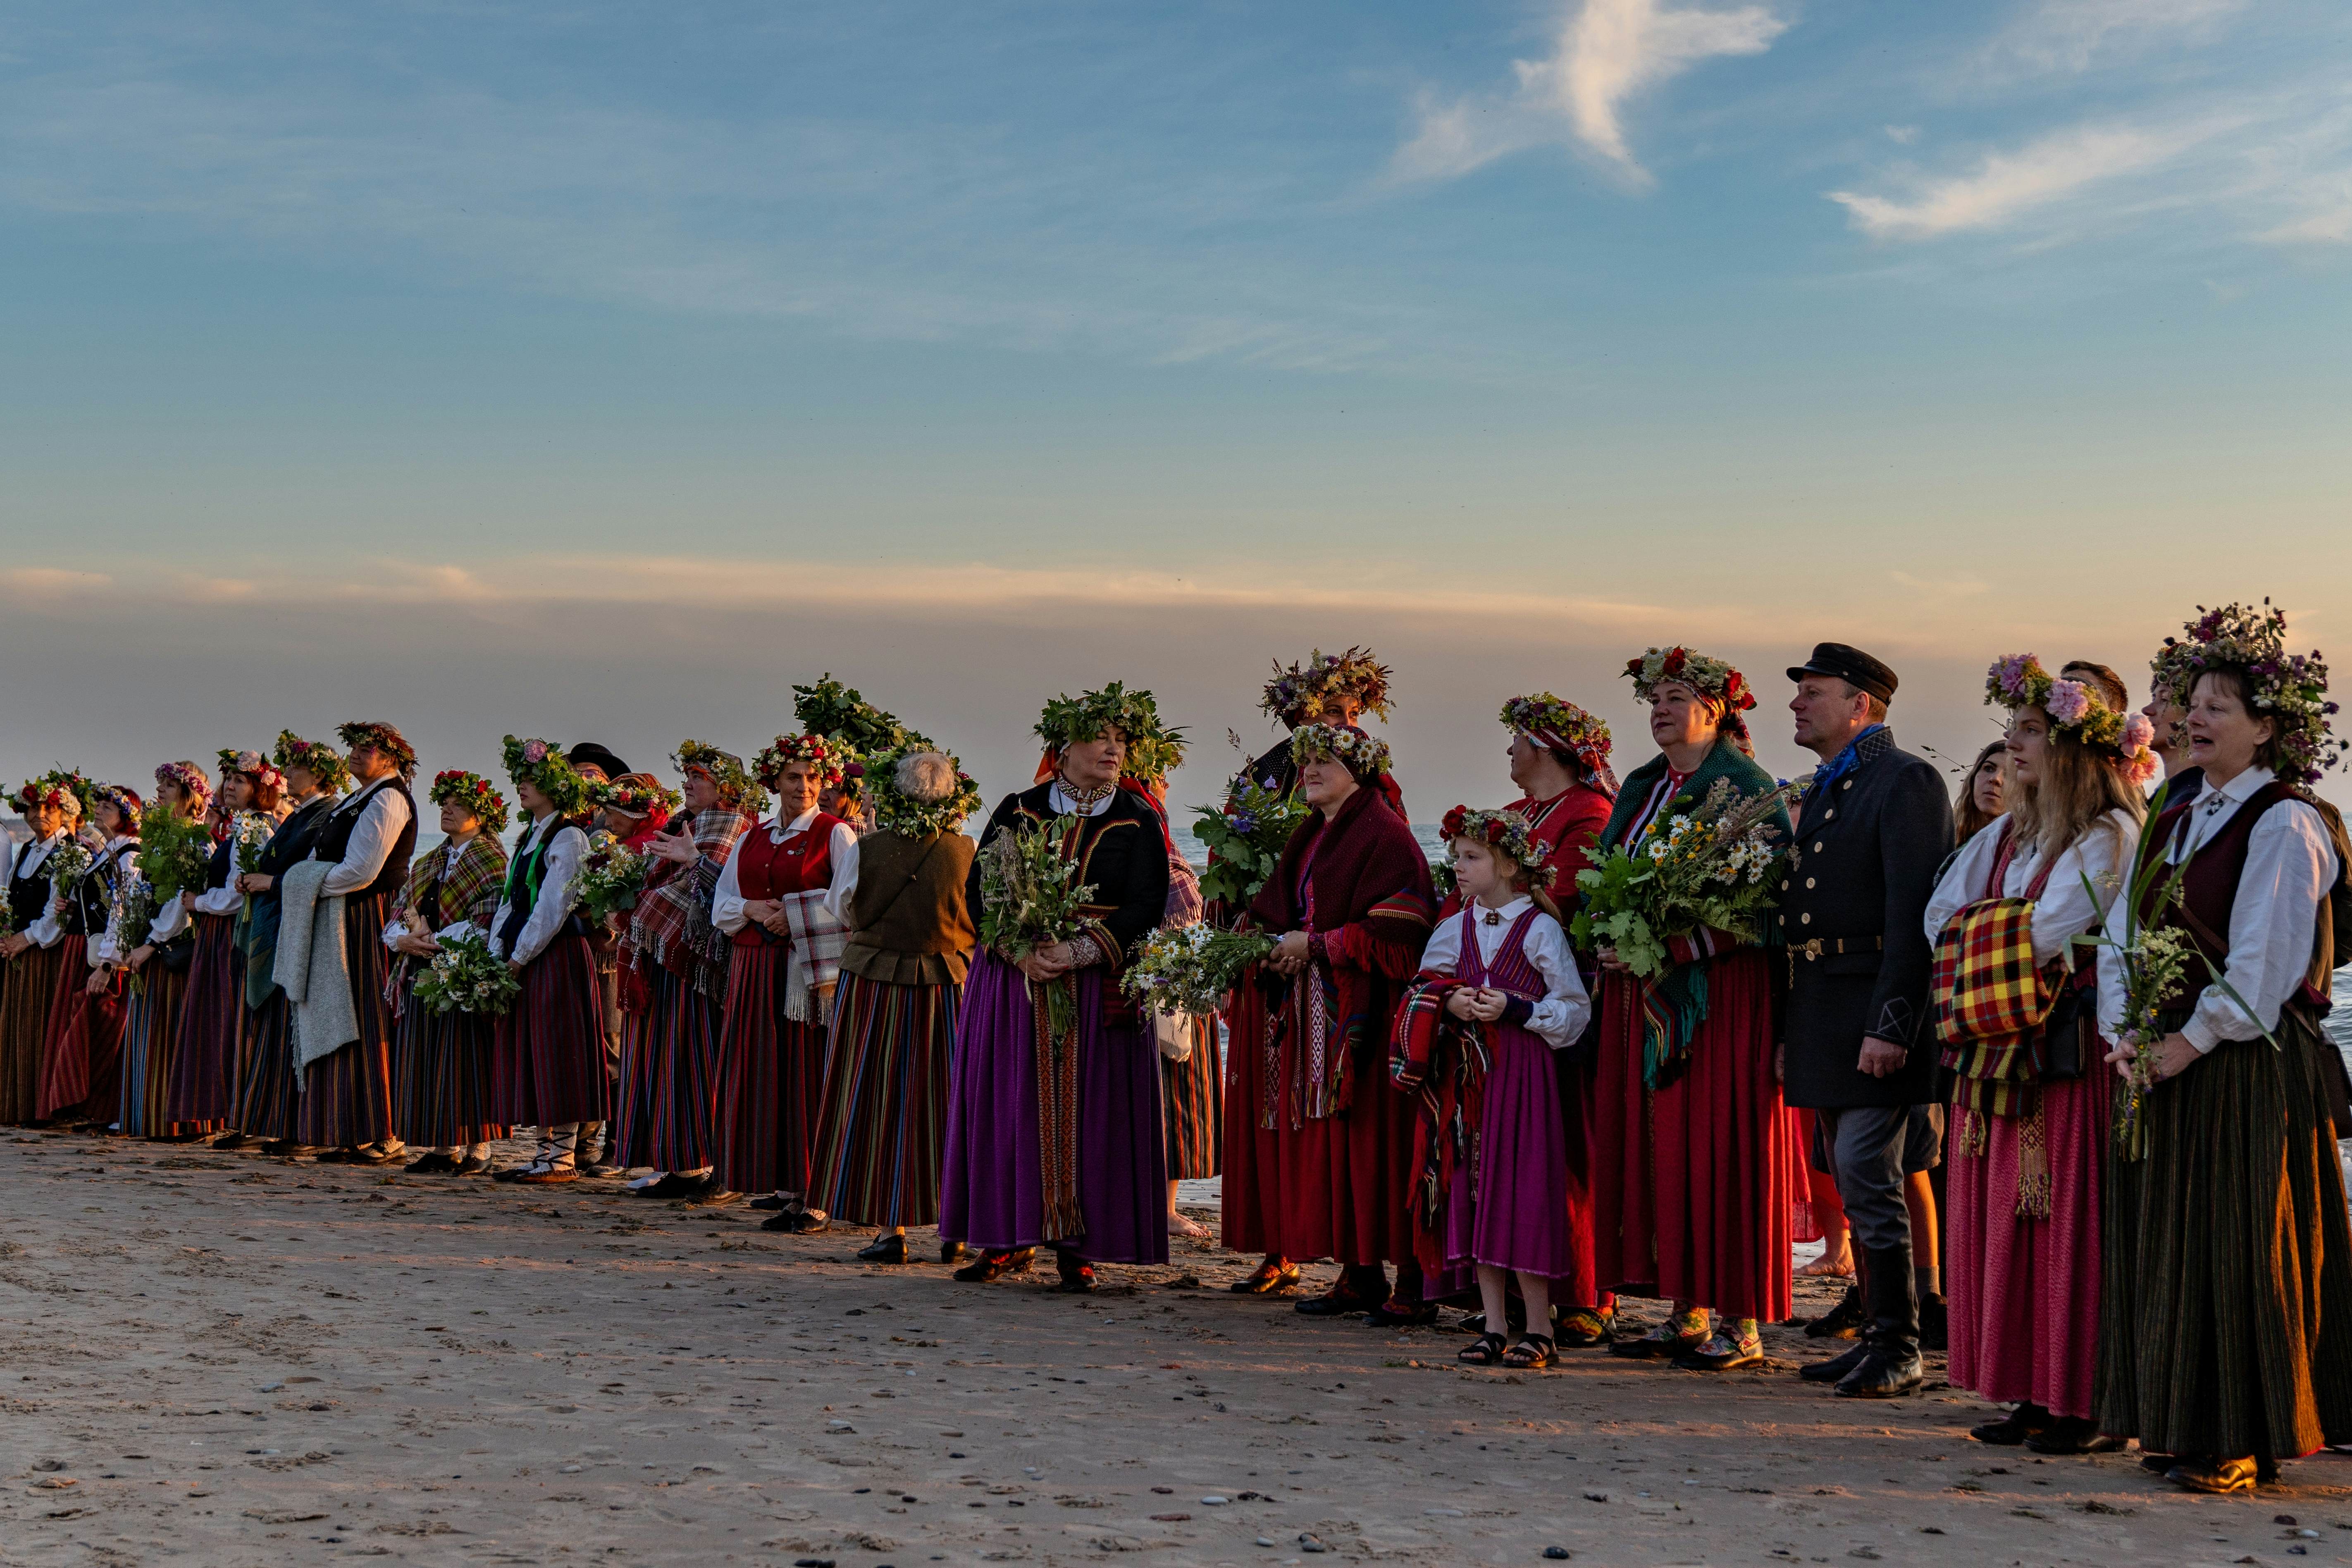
left=2148, top=600, right=2343, bottom=785
left=1985, top=654, right=2159, bottom=783
left=1260, top=646, right=1392, bottom=727
left=501, top=736, right=589, bottom=818
left=336, top=720, right=417, bottom=778
left=754, top=732, right=848, bottom=790
left=1624, top=646, right=1755, bottom=753
left=428, top=769, right=511, bottom=835
left=672, top=740, right=770, bottom=813
left=1438, top=804, right=1557, bottom=892
left=217, top=747, right=287, bottom=793
left=1290, top=722, right=1393, bottom=778
left=93, top=783, right=145, bottom=826
left=1500, top=692, right=1617, bottom=795
left=274, top=730, right=351, bottom=793
left=587, top=774, right=682, bottom=820
left=12, top=773, right=86, bottom=818
left=153, top=760, right=212, bottom=804
left=869, top=745, right=983, bottom=839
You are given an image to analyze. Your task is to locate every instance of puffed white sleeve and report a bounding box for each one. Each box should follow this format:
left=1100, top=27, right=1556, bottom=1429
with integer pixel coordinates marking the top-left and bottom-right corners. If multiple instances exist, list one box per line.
left=2025, top=813, right=2133, bottom=970
left=149, top=891, right=189, bottom=945
left=2181, top=800, right=2333, bottom=1054
left=1522, top=913, right=1593, bottom=1050
left=1419, top=913, right=1462, bottom=978
left=823, top=823, right=861, bottom=926
left=510, top=824, right=587, bottom=968
left=382, top=914, right=409, bottom=952
left=320, top=788, right=413, bottom=897
left=1922, top=818, right=2003, bottom=947
left=192, top=872, right=244, bottom=916
left=711, top=833, right=754, bottom=936
left=26, top=871, right=64, bottom=947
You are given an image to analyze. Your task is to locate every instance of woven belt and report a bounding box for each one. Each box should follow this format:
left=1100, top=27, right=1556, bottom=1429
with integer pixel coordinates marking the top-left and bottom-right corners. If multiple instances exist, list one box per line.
left=1797, top=935, right=1882, bottom=961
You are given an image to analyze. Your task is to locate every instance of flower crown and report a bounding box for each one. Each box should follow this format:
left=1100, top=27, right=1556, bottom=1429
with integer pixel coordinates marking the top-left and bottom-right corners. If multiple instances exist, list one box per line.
left=1260, top=647, right=1392, bottom=727
left=336, top=720, right=417, bottom=778
left=2149, top=600, right=2343, bottom=785
left=501, top=735, right=589, bottom=818
left=792, top=674, right=915, bottom=761
left=12, top=771, right=88, bottom=818
left=869, top=745, right=983, bottom=839
left=1500, top=692, right=1615, bottom=785
left=274, top=730, right=351, bottom=793
left=1036, top=682, right=1164, bottom=748
left=1289, top=723, right=1392, bottom=778
left=153, top=760, right=212, bottom=804
left=1624, top=647, right=1756, bottom=716
left=1986, top=654, right=2131, bottom=749
left=93, top=783, right=144, bottom=827
left=672, top=740, right=770, bottom=814
left=587, top=776, right=682, bottom=820
left=428, top=769, right=511, bottom=835
left=218, top=747, right=287, bottom=793
left=754, top=732, right=848, bottom=789
left=1438, top=804, right=1557, bottom=892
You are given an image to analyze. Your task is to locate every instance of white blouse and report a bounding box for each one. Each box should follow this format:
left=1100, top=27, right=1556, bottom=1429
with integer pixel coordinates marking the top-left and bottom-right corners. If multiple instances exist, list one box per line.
left=2094, top=766, right=2338, bottom=1054
left=1416, top=897, right=1592, bottom=1050
left=1923, top=809, right=2137, bottom=970
left=488, top=815, right=587, bottom=968
left=317, top=778, right=414, bottom=897
left=381, top=838, right=495, bottom=952
left=715, top=809, right=861, bottom=935
left=12, top=833, right=70, bottom=950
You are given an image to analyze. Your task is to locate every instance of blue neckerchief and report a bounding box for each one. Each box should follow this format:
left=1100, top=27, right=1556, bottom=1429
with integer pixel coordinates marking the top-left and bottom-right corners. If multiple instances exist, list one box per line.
left=1813, top=724, right=1889, bottom=790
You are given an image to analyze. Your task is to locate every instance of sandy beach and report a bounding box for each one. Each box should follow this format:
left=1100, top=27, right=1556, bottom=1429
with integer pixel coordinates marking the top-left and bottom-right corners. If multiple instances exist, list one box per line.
left=3, top=1128, right=2346, bottom=1568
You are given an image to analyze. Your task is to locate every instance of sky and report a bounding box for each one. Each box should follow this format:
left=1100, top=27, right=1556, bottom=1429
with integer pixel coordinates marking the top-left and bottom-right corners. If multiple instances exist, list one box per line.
left=3, top=0, right=2350, bottom=818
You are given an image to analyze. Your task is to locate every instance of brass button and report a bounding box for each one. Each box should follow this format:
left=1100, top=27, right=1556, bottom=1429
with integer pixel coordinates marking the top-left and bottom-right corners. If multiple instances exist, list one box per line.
left=1800, top=912, right=1812, bottom=925
left=1779, top=879, right=1789, bottom=892
left=1825, top=808, right=1836, bottom=820
left=1806, top=877, right=1816, bottom=889
left=1843, top=779, right=1854, bottom=790
left=1813, top=841, right=1825, bottom=853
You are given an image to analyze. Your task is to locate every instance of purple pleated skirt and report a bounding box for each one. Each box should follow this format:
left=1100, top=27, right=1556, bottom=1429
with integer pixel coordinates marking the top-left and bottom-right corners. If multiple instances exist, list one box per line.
left=1428, top=1020, right=1580, bottom=1296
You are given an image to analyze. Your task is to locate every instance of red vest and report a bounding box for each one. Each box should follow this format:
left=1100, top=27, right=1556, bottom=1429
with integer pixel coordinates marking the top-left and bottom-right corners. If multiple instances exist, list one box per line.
left=731, top=813, right=842, bottom=948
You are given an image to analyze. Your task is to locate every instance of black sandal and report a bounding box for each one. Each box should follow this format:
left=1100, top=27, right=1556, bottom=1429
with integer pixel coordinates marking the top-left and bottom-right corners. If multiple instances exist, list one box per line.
left=1457, top=1332, right=1508, bottom=1365
left=1503, top=1334, right=1556, bottom=1370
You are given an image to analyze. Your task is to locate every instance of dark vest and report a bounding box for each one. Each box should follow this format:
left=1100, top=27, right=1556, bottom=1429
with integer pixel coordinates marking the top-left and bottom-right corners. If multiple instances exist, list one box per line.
left=312, top=776, right=418, bottom=901
left=842, top=828, right=978, bottom=986
left=2142, top=780, right=2336, bottom=1008
left=7, top=837, right=61, bottom=931
left=202, top=832, right=237, bottom=895
left=497, top=816, right=579, bottom=955
left=68, top=840, right=135, bottom=938
left=253, top=797, right=336, bottom=906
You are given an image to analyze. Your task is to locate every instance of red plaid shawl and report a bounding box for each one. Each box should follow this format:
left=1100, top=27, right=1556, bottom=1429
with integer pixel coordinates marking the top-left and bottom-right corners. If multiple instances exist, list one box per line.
left=1390, top=973, right=1484, bottom=1277
left=1930, top=823, right=2063, bottom=1120
left=628, top=806, right=756, bottom=997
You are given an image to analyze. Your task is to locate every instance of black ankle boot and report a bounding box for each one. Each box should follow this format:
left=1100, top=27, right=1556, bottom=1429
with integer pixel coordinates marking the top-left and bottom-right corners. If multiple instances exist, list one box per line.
left=1804, top=1282, right=1868, bottom=1339
left=1834, top=1244, right=1923, bottom=1399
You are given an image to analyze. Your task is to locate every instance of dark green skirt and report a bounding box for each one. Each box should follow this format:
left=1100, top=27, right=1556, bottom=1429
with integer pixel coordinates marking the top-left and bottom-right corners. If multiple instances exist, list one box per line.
left=2096, top=1006, right=2352, bottom=1462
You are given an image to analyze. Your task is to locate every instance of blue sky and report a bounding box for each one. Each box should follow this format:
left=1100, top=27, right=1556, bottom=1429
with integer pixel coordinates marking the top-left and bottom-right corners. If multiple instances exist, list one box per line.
left=4, top=0, right=2350, bottom=811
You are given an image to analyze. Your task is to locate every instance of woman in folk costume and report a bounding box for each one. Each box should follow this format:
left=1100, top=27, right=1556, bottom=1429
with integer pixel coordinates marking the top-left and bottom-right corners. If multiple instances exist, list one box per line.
left=486, top=738, right=608, bottom=1183
left=1219, top=648, right=1397, bottom=1296
left=809, top=746, right=980, bottom=1263
left=37, top=782, right=141, bottom=1128
left=1393, top=808, right=1592, bottom=1368
left=0, top=774, right=90, bottom=1124
left=2094, top=605, right=2352, bottom=1495
left=711, top=733, right=858, bottom=1226
left=386, top=771, right=511, bottom=1176
left=1128, top=747, right=1226, bottom=1243
left=562, top=742, right=630, bottom=1174
left=623, top=743, right=764, bottom=1198
left=589, top=773, right=677, bottom=1177
left=941, top=683, right=1174, bottom=1291
left=277, top=721, right=419, bottom=1164
left=110, top=762, right=216, bottom=1140
left=1250, top=723, right=1436, bottom=1322
left=176, top=750, right=284, bottom=1145
left=1590, top=647, right=1796, bottom=1372
left=232, top=735, right=346, bottom=1153
left=1923, top=658, right=2153, bottom=1453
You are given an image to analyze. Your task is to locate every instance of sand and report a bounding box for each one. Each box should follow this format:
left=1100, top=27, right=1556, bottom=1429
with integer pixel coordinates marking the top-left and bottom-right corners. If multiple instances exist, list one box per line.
left=2, top=1129, right=2347, bottom=1568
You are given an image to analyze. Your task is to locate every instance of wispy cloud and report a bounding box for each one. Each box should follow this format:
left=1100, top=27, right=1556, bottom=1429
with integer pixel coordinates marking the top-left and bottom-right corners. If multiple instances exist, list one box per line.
left=1976, top=0, right=2246, bottom=78
left=2261, top=203, right=2352, bottom=244
left=1392, top=0, right=1788, bottom=186
left=0, top=566, right=113, bottom=599
left=1827, top=121, right=2205, bottom=239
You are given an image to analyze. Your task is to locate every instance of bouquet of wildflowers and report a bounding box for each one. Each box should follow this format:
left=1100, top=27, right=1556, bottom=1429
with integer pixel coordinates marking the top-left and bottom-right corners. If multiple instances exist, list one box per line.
left=137, top=809, right=212, bottom=905
left=46, top=840, right=94, bottom=896
left=1570, top=778, right=1787, bottom=980
left=979, top=815, right=1097, bottom=1043
left=1123, top=922, right=1276, bottom=1017
left=574, top=831, right=648, bottom=924
left=112, top=878, right=157, bottom=952
left=1194, top=744, right=1309, bottom=907
left=413, top=929, right=522, bottom=1016
left=232, top=811, right=275, bottom=875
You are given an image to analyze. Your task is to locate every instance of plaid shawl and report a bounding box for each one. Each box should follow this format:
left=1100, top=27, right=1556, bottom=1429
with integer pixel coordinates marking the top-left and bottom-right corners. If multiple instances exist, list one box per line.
left=1930, top=895, right=2053, bottom=1117
left=1390, top=973, right=1485, bottom=1278
left=629, top=807, right=756, bottom=997
left=386, top=833, right=509, bottom=1012
left=775, top=886, right=847, bottom=1022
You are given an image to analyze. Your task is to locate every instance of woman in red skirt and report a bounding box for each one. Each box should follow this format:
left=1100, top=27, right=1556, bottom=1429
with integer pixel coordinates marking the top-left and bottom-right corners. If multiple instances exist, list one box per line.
left=169, top=751, right=281, bottom=1140
left=1, top=776, right=91, bottom=1124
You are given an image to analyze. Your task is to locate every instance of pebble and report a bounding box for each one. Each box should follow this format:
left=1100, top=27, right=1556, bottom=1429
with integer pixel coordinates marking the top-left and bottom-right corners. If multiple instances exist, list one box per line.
left=1425, top=1507, right=1465, bottom=1517
left=1256, top=1539, right=1276, bottom=1549
left=1202, top=1495, right=1227, bottom=1505
left=1544, top=1551, right=1572, bottom=1562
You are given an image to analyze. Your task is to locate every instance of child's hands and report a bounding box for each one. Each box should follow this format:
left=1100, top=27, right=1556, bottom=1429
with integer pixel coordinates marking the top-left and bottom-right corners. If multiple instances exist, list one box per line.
left=1466, top=987, right=1509, bottom=1022
left=1444, top=988, right=1481, bottom=1021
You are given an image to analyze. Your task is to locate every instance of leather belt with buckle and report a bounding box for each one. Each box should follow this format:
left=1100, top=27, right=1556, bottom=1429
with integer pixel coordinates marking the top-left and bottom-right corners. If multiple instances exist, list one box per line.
left=1797, top=935, right=1883, bottom=961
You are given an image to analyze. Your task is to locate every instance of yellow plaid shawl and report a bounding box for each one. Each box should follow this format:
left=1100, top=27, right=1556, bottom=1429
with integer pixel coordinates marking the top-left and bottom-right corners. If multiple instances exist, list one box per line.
left=1930, top=895, right=2063, bottom=1215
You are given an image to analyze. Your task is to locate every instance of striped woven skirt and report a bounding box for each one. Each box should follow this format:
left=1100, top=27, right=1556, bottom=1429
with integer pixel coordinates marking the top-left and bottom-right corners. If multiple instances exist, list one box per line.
left=394, top=976, right=508, bottom=1148
left=810, top=970, right=957, bottom=1227
left=0, top=943, right=67, bottom=1124
left=645, top=962, right=727, bottom=1172
left=295, top=893, right=399, bottom=1149
left=714, top=942, right=828, bottom=1196
left=119, top=963, right=208, bottom=1138
left=38, top=937, right=128, bottom=1123
left=2096, top=1009, right=2352, bottom=1463
left=1160, top=1013, right=1221, bottom=1180
left=610, top=961, right=662, bottom=1168
left=168, top=912, right=247, bottom=1126
left=236, top=994, right=300, bottom=1141
left=493, top=930, right=608, bottom=1129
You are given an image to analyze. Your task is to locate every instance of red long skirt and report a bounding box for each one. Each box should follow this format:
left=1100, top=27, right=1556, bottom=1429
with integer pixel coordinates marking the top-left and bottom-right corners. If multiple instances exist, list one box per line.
left=1590, top=950, right=1796, bottom=1324
left=0, top=943, right=69, bottom=1124
left=494, top=932, right=608, bottom=1128
left=168, top=912, right=247, bottom=1126
left=1217, top=969, right=1286, bottom=1255
left=38, top=938, right=127, bottom=1122
left=713, top=943, right=827, bottom=1196
left=1790, top=1106, right=1851, bottom=1245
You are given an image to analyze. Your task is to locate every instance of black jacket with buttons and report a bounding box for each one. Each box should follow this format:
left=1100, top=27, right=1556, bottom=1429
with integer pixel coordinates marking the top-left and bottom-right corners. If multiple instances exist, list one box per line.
left=1776, top=728, right=1953, bottom=1110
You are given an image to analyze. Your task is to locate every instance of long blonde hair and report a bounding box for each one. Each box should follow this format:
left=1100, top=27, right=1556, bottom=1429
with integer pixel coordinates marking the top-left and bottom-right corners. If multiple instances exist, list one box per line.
left=2010, top=660, right=2145, bottom=860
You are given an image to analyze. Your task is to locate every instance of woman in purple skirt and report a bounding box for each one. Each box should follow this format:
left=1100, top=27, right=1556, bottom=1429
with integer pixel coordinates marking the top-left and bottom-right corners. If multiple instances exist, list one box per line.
left=939, top=684, right=1174, bottom=1292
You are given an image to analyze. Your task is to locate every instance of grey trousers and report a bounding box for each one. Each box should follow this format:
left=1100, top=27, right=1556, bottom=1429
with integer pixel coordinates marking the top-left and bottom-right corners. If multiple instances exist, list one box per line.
left=1810, top=1103, right=1943, bottom=1253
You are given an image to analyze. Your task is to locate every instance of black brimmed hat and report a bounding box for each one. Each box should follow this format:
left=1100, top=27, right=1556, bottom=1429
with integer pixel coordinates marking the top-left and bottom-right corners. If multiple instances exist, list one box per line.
left=1787, top=643, right=1899, bottom=704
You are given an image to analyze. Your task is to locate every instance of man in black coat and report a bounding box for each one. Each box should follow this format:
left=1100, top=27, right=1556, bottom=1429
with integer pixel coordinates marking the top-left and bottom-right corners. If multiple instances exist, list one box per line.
left=1776, top=644, right=1952, bottom=1399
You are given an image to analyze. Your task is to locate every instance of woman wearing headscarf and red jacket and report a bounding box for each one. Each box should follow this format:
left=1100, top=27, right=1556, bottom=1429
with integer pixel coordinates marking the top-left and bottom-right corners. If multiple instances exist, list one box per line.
left=1249, top=722, right=1436, bottom=1325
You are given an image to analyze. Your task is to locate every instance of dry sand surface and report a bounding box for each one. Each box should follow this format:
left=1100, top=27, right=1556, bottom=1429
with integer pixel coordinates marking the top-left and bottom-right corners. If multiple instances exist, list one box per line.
left=3, top=1130, right=2348, bottom=1568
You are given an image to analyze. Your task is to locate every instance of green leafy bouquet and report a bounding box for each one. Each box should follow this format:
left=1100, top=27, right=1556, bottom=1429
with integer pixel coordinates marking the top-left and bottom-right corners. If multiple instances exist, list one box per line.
left=1124, top=922, right=1277, bottom=1017
left=1570, top=778, right=1787, bottom=980
left=112, top=878, right=158, bottom=990
left=413, top=928, right=522, bottom=1017
left=793, top=673, right=920, bottom=759
left=979, top=815, right=1097, bottom=1044
left=137, top=809, right=213, bottom=905
left=574, top=831, right=648, bottom=924
left=47, top=840, right=94, bottom=895
left=1194, top=766, right=1308, bottom=908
